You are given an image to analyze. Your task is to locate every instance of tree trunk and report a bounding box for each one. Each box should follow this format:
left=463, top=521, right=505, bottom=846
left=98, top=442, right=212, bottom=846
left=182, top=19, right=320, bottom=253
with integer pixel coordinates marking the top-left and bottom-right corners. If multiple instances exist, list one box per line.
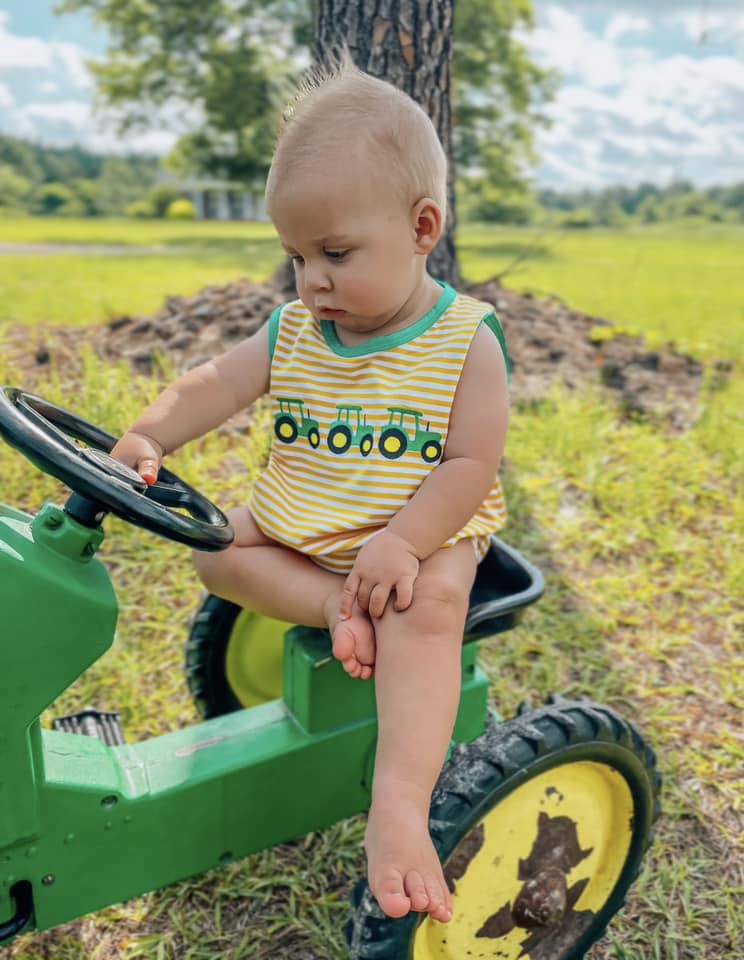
left=314, top=0, right=460, bottom=286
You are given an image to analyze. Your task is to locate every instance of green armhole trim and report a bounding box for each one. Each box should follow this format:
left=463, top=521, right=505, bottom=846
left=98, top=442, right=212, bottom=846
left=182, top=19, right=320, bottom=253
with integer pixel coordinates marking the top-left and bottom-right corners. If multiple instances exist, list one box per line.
left=267, top=304, right=285, bottom=360
left=482, top=312, right=512, bottom=384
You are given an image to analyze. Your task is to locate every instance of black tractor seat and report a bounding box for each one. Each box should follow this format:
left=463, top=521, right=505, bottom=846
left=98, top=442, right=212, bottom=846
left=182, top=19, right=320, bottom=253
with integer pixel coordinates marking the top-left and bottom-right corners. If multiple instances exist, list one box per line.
left=464, top=537, right=545, bottom=642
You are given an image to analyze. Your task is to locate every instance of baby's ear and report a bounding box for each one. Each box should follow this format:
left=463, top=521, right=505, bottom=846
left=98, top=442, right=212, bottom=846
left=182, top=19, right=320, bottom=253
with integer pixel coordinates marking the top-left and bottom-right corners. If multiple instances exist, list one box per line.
left=412, top=198, right=443, bottom=253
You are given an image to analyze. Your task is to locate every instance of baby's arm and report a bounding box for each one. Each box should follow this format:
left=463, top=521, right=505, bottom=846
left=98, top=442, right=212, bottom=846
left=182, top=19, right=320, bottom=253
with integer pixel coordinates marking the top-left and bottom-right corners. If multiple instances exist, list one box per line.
left=112, top=323, right=271, bottom=481
left=342, top=323, right=509, bottom=618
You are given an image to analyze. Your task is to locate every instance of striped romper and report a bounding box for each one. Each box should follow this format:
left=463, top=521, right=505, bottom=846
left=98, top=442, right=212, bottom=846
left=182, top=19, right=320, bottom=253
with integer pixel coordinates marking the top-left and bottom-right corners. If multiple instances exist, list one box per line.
left=249, top=281, right=509, bottom=574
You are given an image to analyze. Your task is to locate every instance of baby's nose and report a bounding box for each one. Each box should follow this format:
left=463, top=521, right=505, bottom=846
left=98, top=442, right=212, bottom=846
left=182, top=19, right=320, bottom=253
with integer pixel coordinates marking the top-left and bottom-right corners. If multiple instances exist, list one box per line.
left=304, top=263, right=332, bottom=291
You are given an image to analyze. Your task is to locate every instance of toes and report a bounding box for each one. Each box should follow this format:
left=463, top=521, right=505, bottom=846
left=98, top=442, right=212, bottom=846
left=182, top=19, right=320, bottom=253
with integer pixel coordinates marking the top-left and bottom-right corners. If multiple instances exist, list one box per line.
left=422, top=873, right=444, bottom=917
left=404, top=870, right=430, bottom=913
left=332, top=624, right=355, bottom=662
left=373, top=869, right=411, bottom=919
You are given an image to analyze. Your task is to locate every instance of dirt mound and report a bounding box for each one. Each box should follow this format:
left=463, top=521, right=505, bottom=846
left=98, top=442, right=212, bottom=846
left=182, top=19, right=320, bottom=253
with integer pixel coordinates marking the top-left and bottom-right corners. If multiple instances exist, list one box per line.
left=6, top=277, right=704, bottom=430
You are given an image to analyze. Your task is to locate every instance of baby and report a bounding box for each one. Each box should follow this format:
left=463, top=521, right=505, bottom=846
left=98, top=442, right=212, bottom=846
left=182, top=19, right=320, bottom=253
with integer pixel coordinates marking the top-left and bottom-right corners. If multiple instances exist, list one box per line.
left=112, top=59, right=509, bottom=924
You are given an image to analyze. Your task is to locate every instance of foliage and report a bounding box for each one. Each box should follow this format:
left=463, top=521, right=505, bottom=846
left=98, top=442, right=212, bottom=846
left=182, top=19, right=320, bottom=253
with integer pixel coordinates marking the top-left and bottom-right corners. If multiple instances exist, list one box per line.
left=0, top=133, right=160, bottom=217
left=58, top=0, right=305, bottom=186
left=166, top=198, right=197, bottom=220
left=453, top=0, right=556, bottom=206
left=58, top=0, right=553, bottom=212
left=536, top=179, right=744, bottom=227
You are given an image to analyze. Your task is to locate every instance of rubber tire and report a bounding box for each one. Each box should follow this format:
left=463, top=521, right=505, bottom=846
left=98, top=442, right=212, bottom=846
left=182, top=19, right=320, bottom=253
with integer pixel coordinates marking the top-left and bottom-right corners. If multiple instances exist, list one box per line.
left=345, top=696, right=661, bottom=960
left=185, top=594, right=244, bottom=718
left=308, top=427, right=320, bottom=448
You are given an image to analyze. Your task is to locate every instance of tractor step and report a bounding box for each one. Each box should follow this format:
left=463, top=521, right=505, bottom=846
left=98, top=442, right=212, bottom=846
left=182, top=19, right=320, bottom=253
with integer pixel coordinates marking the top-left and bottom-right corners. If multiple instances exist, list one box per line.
left=52, top=707, right=126, bottom=746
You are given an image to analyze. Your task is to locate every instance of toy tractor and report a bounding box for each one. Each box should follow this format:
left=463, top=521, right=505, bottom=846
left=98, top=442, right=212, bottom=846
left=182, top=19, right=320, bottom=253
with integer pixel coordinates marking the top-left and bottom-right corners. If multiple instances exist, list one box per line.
left=273, top=397, right=320, bottom=448
left=327, top=405, right=375, bottom=456
left=0, top=387, right=661, bottom=960
left=378, top=407, right=443, bottom=463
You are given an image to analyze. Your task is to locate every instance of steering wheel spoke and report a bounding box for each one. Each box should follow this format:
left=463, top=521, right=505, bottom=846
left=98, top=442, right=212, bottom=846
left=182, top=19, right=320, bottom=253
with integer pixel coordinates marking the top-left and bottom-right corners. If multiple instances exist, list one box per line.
left=0, top=388, right=233, bottom=552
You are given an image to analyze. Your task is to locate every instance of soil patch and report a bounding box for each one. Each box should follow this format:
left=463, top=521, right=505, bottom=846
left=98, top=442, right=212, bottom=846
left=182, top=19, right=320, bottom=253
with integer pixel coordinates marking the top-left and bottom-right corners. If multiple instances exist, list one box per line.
left=3, top=276, right=704, bottom=429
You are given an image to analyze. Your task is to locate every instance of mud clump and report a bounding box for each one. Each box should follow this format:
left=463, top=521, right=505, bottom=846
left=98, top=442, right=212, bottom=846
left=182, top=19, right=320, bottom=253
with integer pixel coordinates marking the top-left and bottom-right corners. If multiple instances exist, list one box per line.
left=7, top=276, right=704, bottom=430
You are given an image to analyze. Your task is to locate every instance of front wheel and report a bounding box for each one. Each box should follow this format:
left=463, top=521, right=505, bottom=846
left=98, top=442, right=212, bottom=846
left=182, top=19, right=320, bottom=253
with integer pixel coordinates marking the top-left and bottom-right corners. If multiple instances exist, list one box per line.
left=346, top=696, right=661, bottom=960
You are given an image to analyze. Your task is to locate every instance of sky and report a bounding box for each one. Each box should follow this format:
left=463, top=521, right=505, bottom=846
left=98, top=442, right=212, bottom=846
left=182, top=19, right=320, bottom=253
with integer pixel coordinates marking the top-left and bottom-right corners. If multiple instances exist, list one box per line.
left=0, top=0, right=743, bottom=190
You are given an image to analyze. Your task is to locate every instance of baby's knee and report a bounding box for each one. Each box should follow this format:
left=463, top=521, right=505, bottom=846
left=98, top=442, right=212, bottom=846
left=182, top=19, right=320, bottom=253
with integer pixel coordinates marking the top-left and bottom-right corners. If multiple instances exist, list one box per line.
left=405, top=572, right=469, bottom=636
left=191, top=546, right=225, bottom=593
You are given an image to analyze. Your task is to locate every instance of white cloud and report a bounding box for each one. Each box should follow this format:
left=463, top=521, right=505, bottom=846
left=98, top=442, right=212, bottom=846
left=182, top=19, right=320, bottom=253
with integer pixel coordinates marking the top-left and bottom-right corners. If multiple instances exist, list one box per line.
left=39, top=80, right=59, bottom=94
left=24, top=99, right=90, bottom=130
left=0, top=81, right=13, bottom=108
left=525, top=3, right=744, bottom=187
left=604, top=13, right=651, bottom=43
left=0, top=13, right=92, bottom=89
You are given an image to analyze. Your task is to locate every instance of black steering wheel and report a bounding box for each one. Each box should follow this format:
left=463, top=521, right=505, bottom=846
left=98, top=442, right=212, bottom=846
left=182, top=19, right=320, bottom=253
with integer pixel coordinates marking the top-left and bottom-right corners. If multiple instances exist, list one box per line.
left=0, top=388, right=234, bottom=551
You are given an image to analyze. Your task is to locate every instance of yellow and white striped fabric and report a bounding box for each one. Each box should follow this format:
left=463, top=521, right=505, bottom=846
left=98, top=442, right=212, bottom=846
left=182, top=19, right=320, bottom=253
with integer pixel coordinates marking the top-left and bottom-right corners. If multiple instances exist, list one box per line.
left=249, top=282, right=507, bottom=573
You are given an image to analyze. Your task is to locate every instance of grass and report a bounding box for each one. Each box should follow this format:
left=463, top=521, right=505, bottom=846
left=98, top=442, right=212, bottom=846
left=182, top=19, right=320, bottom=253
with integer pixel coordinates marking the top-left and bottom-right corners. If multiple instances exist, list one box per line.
left=1, top=219, right=741, bottom=959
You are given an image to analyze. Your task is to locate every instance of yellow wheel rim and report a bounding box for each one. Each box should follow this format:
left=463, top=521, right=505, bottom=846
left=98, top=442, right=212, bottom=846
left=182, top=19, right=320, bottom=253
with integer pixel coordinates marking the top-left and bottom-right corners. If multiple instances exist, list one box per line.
left=413, top=761, right=634, bottom=960
left=361, top=437, right=372, bottom=454
left=423, top=443, right=439, bottom=460
left=383, top=436, right=401, bottom=453
left=225, top=611, right=291, bottom=707
left=331, top=432, right=347, bottom=450
left=278, top=422, right=295, bottom=440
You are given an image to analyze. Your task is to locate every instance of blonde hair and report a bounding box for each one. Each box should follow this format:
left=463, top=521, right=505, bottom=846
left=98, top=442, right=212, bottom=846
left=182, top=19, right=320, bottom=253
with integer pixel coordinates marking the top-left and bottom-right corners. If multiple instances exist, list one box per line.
left=266, top=56, right=447, bottom=222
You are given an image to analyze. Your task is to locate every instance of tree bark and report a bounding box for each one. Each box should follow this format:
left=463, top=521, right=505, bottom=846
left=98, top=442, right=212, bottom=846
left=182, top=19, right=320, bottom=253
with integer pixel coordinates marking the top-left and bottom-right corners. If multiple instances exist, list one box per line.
left=314, top=0, right=460, bottom=286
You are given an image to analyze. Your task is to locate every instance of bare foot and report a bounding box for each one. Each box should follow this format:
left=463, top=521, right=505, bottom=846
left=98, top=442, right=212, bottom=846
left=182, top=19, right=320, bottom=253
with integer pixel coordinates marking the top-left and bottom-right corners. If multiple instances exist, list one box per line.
left=365, top=788, right=453, bottom=923
left=324, top=592, right=376, bottom=680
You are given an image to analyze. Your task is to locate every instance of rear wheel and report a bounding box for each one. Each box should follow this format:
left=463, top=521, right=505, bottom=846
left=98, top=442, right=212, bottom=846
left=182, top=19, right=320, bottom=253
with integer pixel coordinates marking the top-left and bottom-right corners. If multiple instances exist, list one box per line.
left=346, top=696, right=660, bottom=960
left=186, top=595, right=290, bottom=716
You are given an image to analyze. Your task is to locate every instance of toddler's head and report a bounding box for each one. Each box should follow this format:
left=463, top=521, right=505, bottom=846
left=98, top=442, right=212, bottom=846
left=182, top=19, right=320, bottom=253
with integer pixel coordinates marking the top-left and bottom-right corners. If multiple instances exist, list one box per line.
left=266, top=59, right=447, bottom=336
left=266, top=58, right=447, bottom=222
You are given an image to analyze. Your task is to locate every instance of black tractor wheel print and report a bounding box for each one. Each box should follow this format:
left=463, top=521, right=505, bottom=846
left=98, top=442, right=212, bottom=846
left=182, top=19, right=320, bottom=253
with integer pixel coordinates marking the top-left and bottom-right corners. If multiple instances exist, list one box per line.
left=360, top=435, right=373, bottom=457
left=328, top=424, right=352, bottom=454
left=308, top=427, right=320, bottom=448
left=274, top=415, right=298, bottom=444
left=421, top=440, right=442, bottom=463
left=379, top=427, right=408, bottom=460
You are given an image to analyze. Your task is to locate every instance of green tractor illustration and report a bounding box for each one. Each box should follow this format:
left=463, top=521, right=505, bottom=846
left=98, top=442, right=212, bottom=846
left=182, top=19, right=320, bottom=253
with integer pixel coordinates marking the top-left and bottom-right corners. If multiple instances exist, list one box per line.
left=378, top=406, right=443, bottom=463
left=273, top=398, right=320, bottom=448
left=327, top=404, right=375, bottom=457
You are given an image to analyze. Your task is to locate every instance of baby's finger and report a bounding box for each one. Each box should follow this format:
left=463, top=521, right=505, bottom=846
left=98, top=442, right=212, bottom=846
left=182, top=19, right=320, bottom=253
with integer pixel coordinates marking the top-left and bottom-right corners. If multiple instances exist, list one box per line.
left=368, top=582, right=391, bottom=619
left=356, top=578, right=373, bottom=612
left=393, top=576, right=416, bottom=612
left=138, top=459, right=159, bottom=486
left=340, top=572, right=360, bottom=619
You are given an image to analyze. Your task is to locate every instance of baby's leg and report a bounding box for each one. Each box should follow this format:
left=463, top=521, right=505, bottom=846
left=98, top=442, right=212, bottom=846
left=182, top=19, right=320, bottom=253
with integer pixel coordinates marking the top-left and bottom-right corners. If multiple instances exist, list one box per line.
left=364, top=540, right=477, bottom=923
left=192, top=508, right=374, bottom=672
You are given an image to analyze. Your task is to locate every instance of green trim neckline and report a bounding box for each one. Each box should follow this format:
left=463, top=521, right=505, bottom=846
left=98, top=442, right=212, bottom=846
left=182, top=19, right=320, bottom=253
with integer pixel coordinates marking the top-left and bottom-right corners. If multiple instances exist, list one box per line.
left=320, top=281, right=457, bottom=357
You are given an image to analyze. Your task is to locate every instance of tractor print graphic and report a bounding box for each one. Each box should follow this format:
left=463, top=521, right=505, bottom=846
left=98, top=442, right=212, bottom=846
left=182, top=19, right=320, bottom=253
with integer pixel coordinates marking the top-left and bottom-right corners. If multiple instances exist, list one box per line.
left=273, top=398, right=320, bottom=448
left=327, top=405, right=375, bottom=457
left=378, top=407, right=443, bottom=463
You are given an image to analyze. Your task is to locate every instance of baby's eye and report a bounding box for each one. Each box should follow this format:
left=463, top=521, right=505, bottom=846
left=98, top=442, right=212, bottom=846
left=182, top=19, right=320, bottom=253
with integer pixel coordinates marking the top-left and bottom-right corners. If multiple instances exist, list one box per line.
left=325, top=250, right=349, bottom=261
left=290, top=254, right=304, bottom=265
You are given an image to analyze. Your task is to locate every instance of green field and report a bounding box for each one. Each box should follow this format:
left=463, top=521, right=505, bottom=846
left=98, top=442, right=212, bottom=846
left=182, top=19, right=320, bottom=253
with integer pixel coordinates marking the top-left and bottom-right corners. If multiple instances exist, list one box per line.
left=1, top=219, right=741, bottom=959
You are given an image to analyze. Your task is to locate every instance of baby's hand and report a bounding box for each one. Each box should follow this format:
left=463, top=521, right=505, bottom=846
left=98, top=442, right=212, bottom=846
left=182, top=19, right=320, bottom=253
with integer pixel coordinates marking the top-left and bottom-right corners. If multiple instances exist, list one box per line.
left=110, top=431, right=164, bottom=486
left=341, top=531, right=420, bottom=620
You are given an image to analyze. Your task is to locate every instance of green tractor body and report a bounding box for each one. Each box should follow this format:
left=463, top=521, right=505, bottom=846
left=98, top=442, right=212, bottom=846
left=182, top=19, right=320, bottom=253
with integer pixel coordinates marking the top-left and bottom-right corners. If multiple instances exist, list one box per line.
left=327, top=405, right=374, bottom=456
left=378, top=406, right=443, bottom=463
left=273, top=397, right=320, bottom=448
